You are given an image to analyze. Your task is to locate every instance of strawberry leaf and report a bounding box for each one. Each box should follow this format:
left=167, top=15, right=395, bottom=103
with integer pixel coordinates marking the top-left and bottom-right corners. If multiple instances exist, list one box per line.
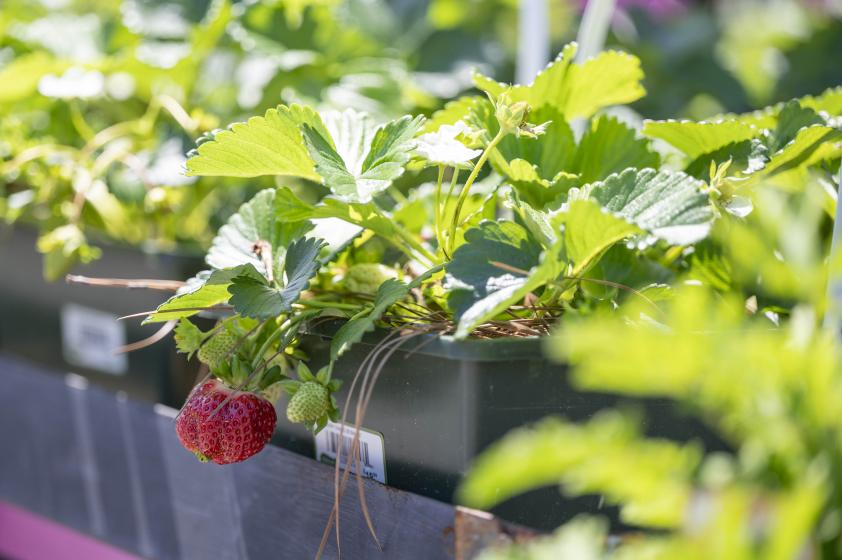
left=445, top=221, right=545, bottom=321
left=642, top=119, right=760, bottom=160
left=144, top=264, right=263, bottom=323
left=473, top=42, right=645, bottom=119
left=302, top=110, right=425, bottom=203
left=571, top=116, right=660, bottom=184
left=570, top=168, right=714, bottom=246
left=562, top=200, right=641, bottom=277
left=185, top=104, right=327, bottom=180
left=228, top=237, right=326, bottom=319
left=206, top=189, right=313, bottom=281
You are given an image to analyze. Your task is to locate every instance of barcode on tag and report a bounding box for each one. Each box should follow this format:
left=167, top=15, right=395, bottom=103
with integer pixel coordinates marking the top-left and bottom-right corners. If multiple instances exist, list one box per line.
left=314, top=422, right=386, bottom=484
left=61, top=304, right=128, bottom=375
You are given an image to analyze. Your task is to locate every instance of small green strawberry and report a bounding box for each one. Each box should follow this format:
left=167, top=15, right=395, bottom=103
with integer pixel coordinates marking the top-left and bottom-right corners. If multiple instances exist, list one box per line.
left=287, top=382, right=329, bottom=423
left=198, top=330, right=238, bottom=367
left=282, top=363, right=342, bottom=432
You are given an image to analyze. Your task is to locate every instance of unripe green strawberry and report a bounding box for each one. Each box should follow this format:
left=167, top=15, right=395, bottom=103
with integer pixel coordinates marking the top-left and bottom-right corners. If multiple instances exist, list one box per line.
left=286, top=381, right=330, bottom=424
left=198, top=330, right=238, bottom=367
left=344, top=263, right=398, bottom=295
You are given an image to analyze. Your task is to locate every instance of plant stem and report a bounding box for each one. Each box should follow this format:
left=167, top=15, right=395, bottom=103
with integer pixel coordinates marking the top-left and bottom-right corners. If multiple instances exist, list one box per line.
left=433, top=165, right=446, bottom=253
left=251, top=320, right=284, bottom=369
left=447, top=129, right=506, bottom=255
left=440, top=168, right=460, bottom=258
left=393, top=225, right=437, bottom=266
left=296, top=300, right=361, bottom=311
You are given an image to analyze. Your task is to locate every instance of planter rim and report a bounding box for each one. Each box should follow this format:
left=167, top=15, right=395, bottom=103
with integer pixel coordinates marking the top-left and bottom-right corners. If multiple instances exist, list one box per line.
left=305, top=318, right=549, bottom=363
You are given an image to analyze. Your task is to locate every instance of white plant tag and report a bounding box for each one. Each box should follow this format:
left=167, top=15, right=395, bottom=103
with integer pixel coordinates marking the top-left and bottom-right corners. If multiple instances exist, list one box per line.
left=61, top=303, right=128, bottom=375
left=315, top=421, right=386, bottom=484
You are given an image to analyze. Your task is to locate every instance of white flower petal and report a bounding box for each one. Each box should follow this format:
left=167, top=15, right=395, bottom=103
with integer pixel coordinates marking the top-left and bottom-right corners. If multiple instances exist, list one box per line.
left=414, top=121, right=482, bottom=168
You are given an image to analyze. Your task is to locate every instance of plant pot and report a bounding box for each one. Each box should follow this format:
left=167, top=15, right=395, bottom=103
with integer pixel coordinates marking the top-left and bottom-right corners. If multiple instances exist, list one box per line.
left=275, top=320, right=729, bottom=531
left=0, top=226, right=206, bottom=407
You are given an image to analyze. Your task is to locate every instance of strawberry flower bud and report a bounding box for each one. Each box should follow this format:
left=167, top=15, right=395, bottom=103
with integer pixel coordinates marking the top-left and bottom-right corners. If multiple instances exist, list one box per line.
left=491, top=90, right=551, bottom=139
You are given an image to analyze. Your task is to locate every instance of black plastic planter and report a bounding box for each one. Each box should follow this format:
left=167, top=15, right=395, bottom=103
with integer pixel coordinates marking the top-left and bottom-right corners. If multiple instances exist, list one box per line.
left=0, top=226, right=206, bottom=406
left=276, top=320, right=728, bottom=531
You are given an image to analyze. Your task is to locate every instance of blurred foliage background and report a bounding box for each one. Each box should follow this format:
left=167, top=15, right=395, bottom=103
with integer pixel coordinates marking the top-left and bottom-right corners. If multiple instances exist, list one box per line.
left=2, top=0, right=842, bottom=278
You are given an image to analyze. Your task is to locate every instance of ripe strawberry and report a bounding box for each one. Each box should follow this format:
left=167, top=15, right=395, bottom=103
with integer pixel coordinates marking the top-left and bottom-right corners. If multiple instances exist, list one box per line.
left=197, top=330, right=238, bottom=367
left=286, top=381, right=330, bottom=424
left=176, top=379, right=277, bottom=464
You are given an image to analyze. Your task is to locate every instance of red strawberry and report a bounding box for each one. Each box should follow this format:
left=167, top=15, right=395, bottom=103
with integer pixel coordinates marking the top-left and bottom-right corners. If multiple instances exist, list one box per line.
left=176, top=379, right=277, bottom=464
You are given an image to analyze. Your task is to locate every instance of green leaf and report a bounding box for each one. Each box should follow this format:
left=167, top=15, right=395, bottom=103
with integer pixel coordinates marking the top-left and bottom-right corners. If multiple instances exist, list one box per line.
left=145, top=265, right=262, bottom=323
left=801, top=85, right=842, bottom=116
left=302, top=110, right=425, bottom=203
left=330, top=279, right=408, bottom=361
left=459, top=412, right=698, bottom=528
left=505, top=162, right=579, bottom=210
left=642, top=119, right=760, bottom=160
left=748, top=125, right=842, bottom=182
left=273, top=188, right=402, bottom=251
left=174, top=319, right=204, bottom=355
left=473, top=42, right=645, bottom=119
left=185, top=104, right=326, bottom=180
left=330, top=265, right=444, bottom=361
left=206, top=189, right=312, bottom=280
left=446, top=221, right=544, bottom=318
left=445, top=222, right=562, bottom=338
left=453, top=260, right=556, bottom=339
left=563, top=200, right=640, bottom=276
left=228, top=237, right=326, bottom=319
left=683, top=139, right=768, bottom=179
left=571, top=115, right=660, bottom=184
left=572, top=168, right=714, bottom=245
left=771, top=101, right=824, bottom=152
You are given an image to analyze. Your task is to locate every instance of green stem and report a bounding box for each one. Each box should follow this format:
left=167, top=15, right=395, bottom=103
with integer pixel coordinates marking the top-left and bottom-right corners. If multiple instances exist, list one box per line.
left=434, top=165, right=446, bottom=253
left=441, top=168, right=460, bottom=257
left=296, top=300, right=361, bottom=311
left=251, top=320, right=284, bottom=369
left=394, top=225, right=437, bottom=266
left=447, top=129, right=506, bottom=256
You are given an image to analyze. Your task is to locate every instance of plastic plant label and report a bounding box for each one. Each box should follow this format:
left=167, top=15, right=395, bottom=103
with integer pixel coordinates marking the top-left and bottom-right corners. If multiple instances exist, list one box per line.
left=315, top=421, right=386, bottom=484
left=61, top=303, right=128, bottom=375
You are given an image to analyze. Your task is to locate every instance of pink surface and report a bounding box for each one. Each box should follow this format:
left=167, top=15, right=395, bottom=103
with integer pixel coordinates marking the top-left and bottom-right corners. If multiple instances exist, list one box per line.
left=0, top=501, right=140, bottom=560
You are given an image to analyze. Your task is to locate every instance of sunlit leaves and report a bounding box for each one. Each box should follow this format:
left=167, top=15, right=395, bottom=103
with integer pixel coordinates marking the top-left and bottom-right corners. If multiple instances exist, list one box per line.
left=144, top=265, right=262, bottom=323
left=572, top=115, right=659, bottom=184
left=473, top=42, right=645, bottom=119
left=302, top=110, right=425, bottom=203
left=185, top=104, right=326, bottom=180
left=562, top=200, right=640, bottom=276
left=572, top=168, right=714, bottom=245
left=643, top=119, right=759, bottom=160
